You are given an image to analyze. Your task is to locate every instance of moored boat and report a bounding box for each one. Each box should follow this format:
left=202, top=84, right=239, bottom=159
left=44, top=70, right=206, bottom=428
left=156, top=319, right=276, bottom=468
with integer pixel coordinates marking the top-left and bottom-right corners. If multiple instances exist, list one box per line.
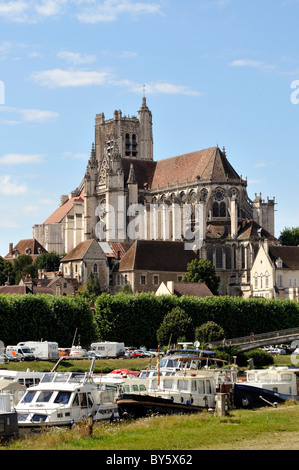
left=233, top=367, right=299, bottom=409
left=116, top=364, right=236, bottom=418
left=15, top=358, right=119, bottom=433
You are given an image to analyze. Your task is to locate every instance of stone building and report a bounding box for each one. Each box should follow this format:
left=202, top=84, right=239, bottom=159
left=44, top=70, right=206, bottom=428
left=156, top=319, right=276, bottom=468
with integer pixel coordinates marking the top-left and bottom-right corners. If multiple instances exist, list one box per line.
left=33, top=98, right=277, bottom=296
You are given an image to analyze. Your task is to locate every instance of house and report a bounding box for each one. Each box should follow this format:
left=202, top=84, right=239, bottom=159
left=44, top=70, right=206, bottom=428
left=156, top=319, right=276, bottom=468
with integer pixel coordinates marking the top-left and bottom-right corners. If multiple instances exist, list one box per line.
left=115, top=240, right=198, bottom=294
left=155, top=281, right=213, bottom=298
left=4, top=239, right=47, bottom=263
left=59, top=239, right=109, bottom=289
left=250, top=242, right=299, bottom=299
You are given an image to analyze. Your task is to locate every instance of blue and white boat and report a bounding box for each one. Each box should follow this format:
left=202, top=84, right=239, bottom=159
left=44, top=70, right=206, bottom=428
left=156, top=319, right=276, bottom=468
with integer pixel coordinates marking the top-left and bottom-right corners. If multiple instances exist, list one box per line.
left=233, top=367, right=299, bottom=409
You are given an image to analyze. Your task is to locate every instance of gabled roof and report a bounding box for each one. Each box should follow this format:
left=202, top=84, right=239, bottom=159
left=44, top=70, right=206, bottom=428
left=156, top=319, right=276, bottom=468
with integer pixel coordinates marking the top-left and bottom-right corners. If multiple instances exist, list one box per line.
left=43, top=188, right=84, bottom=224
left=119, top=240, right=197, bottom=272
left=268, top=246, right=299, bottom=269
left=173, top=282, right=213, bottom=297
left=60, top=239, right=95, bottom=262
left=237, top=220, right=276, bottom=240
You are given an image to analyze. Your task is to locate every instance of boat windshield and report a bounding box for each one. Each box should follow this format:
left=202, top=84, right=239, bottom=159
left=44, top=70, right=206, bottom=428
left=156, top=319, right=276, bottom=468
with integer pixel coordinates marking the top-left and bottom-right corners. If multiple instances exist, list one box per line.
left=21, top=391, right=36, bottom=403
left=40, top=372, right=86, bottom=384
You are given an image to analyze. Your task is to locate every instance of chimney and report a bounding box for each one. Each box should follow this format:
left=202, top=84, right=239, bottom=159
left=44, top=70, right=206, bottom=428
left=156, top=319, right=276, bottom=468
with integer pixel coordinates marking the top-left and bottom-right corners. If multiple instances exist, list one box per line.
left=9, top=243, right=13, bottom=255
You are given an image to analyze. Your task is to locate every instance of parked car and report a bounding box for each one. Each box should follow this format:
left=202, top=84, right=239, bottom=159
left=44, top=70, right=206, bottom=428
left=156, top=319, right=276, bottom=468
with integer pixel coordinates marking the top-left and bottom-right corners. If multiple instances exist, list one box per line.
left=131, top=350, right=147, bottom=358
left=86, top=351, right=106, bottom=359
left=267, top=347, right=286, bottom=355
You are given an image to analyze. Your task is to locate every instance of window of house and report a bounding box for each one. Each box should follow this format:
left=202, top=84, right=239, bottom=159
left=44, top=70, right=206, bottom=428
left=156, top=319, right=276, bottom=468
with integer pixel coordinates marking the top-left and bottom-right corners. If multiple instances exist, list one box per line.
left=289, top=278, right=292, bottom=287
left=277, top=274, right=283, bottom=287
left=225, top=246, right=232, bottom=270
left=140, top=275, right=146, bottom=285
left=254, top=273, right=258, bottom=289
left=177, top=275, right=183, bottom=282
left=93, top=263, right=98, bottom=274
left=153, top=275, right=159, bottom=285
left=124, top=275, right=128, bottom=284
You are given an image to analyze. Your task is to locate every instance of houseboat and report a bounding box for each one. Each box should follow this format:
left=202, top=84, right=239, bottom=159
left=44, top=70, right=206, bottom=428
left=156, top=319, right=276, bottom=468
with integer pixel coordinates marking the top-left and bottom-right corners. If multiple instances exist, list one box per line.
left=116, top=364, right=236, bottom=418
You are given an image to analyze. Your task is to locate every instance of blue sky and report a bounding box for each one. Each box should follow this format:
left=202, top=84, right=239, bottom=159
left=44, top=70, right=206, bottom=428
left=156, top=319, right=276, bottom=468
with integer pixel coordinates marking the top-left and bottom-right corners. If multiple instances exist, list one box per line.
left=0, top=0, right=299, bottom=257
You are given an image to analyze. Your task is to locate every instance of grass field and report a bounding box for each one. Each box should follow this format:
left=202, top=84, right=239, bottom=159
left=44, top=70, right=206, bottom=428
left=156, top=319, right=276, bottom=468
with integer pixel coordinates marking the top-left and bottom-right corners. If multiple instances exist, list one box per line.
left=3, top=402, right=299, bottom=451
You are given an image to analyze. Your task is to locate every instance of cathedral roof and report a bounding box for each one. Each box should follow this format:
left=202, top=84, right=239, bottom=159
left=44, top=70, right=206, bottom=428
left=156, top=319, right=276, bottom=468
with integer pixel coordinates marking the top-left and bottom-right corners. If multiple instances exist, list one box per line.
left=121, top=146, right=241, bottom=191
left=151, top=146, right=241, bottom=189
left=119, top=240, right=197, bottom=272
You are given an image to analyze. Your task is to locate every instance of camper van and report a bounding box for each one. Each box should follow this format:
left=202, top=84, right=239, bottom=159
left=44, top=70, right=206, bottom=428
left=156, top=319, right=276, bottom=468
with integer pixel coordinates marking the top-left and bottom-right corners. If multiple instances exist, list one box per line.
left=6, top=345, right=35, bottom=361
left=90, top=342, right=125, bottom=358
left=17, top=341, right=59, bottom=361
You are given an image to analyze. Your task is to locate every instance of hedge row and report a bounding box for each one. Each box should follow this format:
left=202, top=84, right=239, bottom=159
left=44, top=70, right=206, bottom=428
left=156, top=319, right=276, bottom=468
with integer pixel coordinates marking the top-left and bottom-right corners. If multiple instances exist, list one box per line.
left=0, top=294, right=98, bottom=348
left=95, top=293, right=299, bottom=347
left=2, top=293, right=299, bottom=350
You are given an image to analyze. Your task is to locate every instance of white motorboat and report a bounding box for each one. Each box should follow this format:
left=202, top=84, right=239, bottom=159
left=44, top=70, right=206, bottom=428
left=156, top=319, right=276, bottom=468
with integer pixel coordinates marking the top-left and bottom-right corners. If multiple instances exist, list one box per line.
left=116, top=366, right=236, bottom=418
left=0, top=369, right=43, bottom=388
left=233, top=367, right=299, bottom=409
left=15, top=359, right=119, bottom=433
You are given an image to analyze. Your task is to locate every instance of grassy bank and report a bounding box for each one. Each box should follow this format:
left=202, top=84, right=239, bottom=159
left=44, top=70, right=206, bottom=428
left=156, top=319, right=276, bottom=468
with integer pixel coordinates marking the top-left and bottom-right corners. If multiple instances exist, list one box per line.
left=3, top=401, right=299, bottom=451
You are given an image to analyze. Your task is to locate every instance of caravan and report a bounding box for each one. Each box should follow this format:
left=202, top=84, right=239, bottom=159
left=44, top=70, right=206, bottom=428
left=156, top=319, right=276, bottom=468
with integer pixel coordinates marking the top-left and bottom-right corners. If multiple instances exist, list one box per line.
left=17, top=342, right=59, bottom=361
left=90, top=342, right=125, bottom=358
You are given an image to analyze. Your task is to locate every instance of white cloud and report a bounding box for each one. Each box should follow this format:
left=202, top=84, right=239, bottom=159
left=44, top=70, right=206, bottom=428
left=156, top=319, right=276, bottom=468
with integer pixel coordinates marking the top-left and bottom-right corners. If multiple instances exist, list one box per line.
left=57, top=50, right=97, bottom=65
left=0, top=153, right=44, bottom=165
left=0, top=0, right=161, bottom=23
left=0, top=175, right=29, bottom=195
left=0, top=106, right=59, bottom=123
left=77, top=0, right=161, bottom=23
left=30, top=68, right=113, bottom=88
left=0, top=1, right=29, bottom=23
left=230, top=59, right=264, bottom=68
left=128, top=81, right=202, bottom=96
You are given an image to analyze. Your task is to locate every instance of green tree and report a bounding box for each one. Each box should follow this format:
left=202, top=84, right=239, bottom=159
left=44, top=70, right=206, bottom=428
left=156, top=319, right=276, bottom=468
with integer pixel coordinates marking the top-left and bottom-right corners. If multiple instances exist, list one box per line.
left=156, top=306, right=194, bottom=346
left=0, top=257, right=15, bottom=285
left=13, top=254, right=36, bottom=285
left=182, top=258, right=220, bottom=295
left=195, top=321, right=225, bottom=344
left=34, top=252, right=61, bottom=272
left=279, top=227, right=299, bottom=246
left=79, top=272, right=102, bottom=303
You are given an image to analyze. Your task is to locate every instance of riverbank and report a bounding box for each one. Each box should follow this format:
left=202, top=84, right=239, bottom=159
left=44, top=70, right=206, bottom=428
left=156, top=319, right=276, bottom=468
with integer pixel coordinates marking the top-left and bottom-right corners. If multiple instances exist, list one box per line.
left=3, top=401, right=299, bottom=451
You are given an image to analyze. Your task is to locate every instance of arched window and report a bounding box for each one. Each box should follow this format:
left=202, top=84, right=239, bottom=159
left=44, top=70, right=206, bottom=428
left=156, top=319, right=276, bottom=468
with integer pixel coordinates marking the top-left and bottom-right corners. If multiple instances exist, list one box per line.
left=216, top=247, right=223, bottom=268
left=93, top=263, right=98, bottom=274
left=207, top=247, right=213, bottom=264
left=225, top=246, right=232, bottom=269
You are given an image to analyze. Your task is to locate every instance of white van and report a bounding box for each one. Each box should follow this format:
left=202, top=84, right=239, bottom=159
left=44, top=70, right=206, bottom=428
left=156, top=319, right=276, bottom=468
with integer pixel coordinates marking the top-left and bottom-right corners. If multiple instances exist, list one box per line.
left=6, top=345, right=35, bottom=361
left=17, top=341, right=59, bottom=361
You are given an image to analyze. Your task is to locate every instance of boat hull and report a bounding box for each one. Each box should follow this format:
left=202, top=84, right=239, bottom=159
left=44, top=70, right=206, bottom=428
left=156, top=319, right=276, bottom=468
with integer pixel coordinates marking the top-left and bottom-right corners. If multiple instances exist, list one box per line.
left=116, top=393, right=204, bottom=418
left=233, top=383, right=299, bottom=409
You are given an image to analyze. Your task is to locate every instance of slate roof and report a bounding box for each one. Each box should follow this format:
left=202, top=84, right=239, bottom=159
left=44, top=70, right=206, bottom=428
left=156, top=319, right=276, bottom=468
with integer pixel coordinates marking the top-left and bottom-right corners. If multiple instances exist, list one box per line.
left=119, top=240, right=197, bottom=272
